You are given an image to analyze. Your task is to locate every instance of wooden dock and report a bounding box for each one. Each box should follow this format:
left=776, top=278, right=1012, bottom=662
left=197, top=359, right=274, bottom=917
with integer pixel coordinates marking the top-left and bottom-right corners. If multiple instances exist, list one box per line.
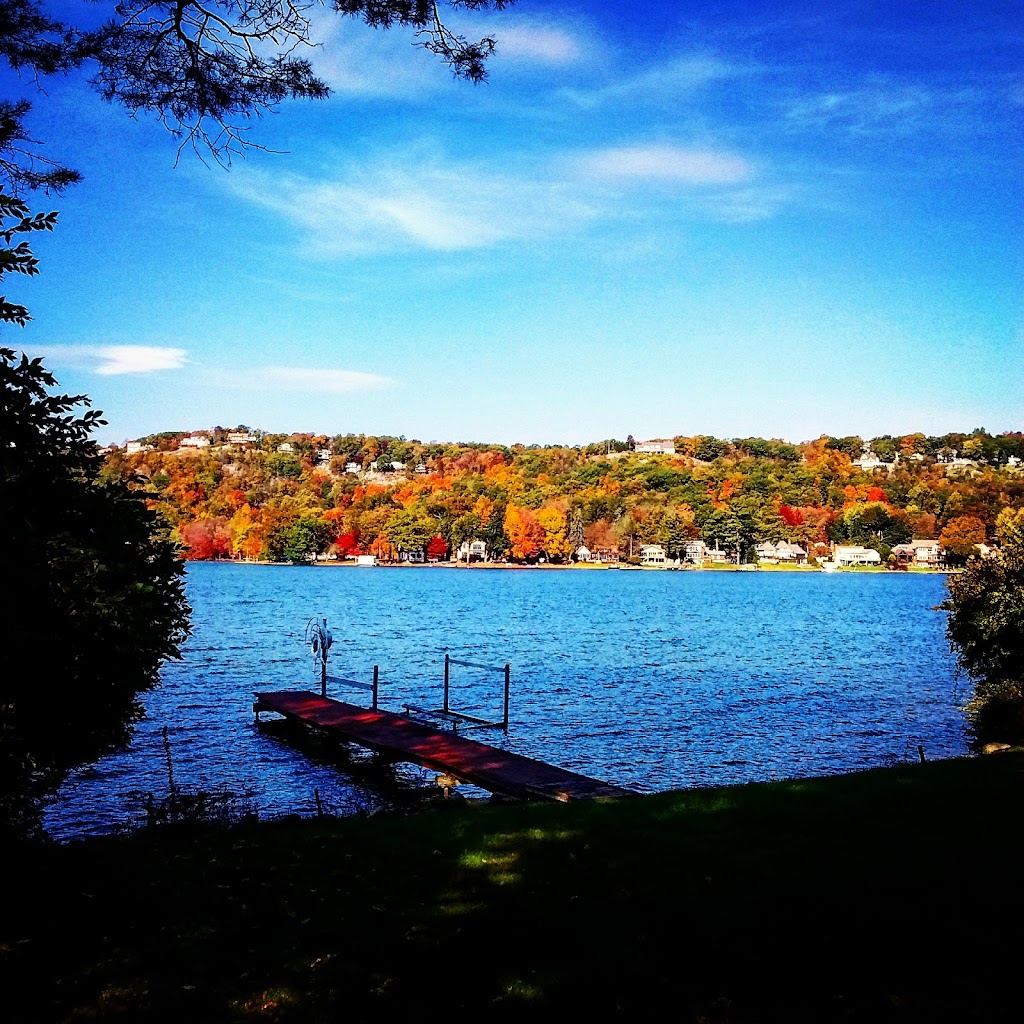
left=254, top=690, right=631, bottom=802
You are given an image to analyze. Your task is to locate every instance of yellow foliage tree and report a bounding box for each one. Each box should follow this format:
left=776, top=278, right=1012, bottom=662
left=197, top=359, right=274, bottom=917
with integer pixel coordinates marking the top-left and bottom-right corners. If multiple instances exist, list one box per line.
left=536, top=506, right=572, bottom=562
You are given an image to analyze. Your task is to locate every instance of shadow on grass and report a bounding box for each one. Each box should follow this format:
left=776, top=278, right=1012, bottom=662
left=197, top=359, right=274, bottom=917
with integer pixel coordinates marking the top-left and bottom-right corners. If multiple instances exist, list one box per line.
left=4, top=752, right=1023, bottom=1022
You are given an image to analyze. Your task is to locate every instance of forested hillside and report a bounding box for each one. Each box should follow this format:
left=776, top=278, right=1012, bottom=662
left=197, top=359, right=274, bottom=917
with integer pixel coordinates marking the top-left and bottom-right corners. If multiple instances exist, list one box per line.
left=104, top=429, right=1024, bottom=565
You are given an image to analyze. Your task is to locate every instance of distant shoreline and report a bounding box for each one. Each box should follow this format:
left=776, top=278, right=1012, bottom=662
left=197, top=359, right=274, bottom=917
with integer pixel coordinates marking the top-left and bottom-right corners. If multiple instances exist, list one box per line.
left=186, top=559, right=951, bottom=574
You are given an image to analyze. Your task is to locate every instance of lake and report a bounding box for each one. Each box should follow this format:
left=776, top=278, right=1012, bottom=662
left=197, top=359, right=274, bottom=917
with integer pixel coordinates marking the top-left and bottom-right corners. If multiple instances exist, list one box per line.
left=45, top=563, right=967, bottom=840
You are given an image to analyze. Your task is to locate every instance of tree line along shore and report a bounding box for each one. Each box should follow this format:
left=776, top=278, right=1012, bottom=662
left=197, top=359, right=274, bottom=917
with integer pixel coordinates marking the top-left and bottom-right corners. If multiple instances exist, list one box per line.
left=104, top=427, right=1024, bottom=567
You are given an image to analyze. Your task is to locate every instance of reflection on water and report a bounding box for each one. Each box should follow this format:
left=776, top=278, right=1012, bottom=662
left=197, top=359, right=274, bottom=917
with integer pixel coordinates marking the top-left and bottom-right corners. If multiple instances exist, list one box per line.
left=45, top=564, right=966, bottom=840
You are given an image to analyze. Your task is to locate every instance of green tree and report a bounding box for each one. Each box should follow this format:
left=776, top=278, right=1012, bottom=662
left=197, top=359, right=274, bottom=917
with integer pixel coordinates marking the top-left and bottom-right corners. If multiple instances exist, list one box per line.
left=282, top=516, right=333, bottom=563
left=1, top=347, right=190, bottom=837
left=387, top=507, right=436, bottom=555
left=945, top=510, right=1024, bottom=745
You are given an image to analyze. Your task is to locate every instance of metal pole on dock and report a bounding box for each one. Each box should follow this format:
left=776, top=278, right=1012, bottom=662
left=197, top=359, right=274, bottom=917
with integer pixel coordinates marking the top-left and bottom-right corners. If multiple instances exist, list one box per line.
left=443, top=653, right=450, bottom=714
left=503, top=663, right=510, bottom=731
left=320, top=617, right=328, bottom=698
left=373, top=665, right=379, bottom=711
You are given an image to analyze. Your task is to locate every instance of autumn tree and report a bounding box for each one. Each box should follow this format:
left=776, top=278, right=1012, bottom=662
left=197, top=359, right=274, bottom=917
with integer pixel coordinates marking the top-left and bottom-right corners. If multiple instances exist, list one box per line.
left=536, top=505, right=572, bottom=562
left=939, top=515, right=987, bottom=566
left=504, top=504, right=543, bottom=562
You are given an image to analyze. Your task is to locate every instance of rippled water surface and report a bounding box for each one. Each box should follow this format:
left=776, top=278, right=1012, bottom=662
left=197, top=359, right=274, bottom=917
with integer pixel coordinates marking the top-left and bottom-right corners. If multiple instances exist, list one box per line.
left=46, top=564, right=966, bottom=839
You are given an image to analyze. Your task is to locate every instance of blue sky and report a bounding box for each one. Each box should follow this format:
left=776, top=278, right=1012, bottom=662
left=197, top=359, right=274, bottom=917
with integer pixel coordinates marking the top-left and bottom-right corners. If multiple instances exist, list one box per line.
left=7, top=0, right=1022, bottom=445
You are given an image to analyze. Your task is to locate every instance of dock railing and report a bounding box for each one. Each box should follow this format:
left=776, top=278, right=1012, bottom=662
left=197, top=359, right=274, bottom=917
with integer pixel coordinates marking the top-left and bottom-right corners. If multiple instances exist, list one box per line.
left=403, top=653, right=510, bottom=732
left=326, top=666, right=380, bottom=711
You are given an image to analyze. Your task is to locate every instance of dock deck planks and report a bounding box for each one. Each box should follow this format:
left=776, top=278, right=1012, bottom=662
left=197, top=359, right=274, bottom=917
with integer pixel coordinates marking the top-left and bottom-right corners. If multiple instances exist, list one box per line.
left=254, top=690, right=630, bottom=801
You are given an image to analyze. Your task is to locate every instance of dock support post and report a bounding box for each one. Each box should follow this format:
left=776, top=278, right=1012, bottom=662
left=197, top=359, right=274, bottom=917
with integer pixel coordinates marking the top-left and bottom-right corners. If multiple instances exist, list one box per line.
left=373, top=665, right=379, bottom=711
left=503, top=663, right=510, bottom=731
left=320, top=617, right=328, bottom=698
left=444, top=653, right=450, bottom=714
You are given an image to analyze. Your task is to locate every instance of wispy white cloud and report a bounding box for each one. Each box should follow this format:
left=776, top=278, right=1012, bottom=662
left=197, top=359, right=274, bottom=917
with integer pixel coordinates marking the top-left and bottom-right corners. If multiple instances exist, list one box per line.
left=784, top=82, right=991, bottom=136
left=492, top=24, right=582, bottom=65
left=239, top=367, right=394, bottom=394
left=303, top=9, right=447, bottom=99
left=559, top=54, right=743, bottom=108
left=31, top=345, right=188, bottom=375
left=582, top=144, right=754, bottom=185
left=226, top=156, right=598, bottom=255
left=224, top=135, right=787, bottom=257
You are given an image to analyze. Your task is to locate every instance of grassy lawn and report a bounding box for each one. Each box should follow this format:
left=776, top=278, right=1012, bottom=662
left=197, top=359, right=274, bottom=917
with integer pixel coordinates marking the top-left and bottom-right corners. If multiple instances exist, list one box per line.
left=5, top=752, right=1023, bottom=1022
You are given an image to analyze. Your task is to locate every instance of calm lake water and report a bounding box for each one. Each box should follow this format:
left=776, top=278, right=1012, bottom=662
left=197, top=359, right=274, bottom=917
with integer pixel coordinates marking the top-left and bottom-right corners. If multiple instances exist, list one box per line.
left=45, top=563, right=967, bottom=840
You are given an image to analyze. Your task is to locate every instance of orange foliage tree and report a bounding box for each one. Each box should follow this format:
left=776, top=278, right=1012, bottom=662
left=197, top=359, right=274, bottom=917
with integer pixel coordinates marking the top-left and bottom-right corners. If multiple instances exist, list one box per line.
left=504, top=504, right=544, bottom=561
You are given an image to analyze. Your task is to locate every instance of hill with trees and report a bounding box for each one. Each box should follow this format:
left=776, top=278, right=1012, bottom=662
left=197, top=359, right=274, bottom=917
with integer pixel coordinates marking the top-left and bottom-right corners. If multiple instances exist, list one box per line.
left=106, top=427, right=1024, bottom=566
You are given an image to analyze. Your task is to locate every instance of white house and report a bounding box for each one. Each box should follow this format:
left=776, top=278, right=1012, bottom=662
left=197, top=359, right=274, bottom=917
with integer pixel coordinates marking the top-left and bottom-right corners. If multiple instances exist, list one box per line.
left=179, top=434, right=210, bottom=449
left=355, top=554, right=377, bottom=567
left=635, top=440, right=676, bottom=454
left=777, top=542, right=807, bottom=564
left=125, top=441, right=152, bottom=455
left=833, top=544, right=882, bottom=566
left=684, top=539, right=709, bottom=562
left=315, top=448, right=332, bottom=463
left=852, top=450, right=890, bottom=471
left=227, top=431, right=255, bottom=445
left=457, top=539, right=488, bottom=562
left=640, top=544, right=667, bottom=566
left=344, top=462, right=362, bottom=474
left=758, top=540, right=808, bottom=564
left=575, top=545, right=592, bottom=562
left=276, top=442, right=295, bottom=453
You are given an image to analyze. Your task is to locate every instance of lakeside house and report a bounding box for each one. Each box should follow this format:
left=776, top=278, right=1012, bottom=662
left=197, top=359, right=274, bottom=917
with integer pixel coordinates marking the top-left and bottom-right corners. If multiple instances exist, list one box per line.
left=575, top=545, right=592, bottom=562
left=833, top=544, right=882, bottom=567
left=892, top=538, right=943, bottom=568
left=684, top=539, right=729, bottom=563
left=755, top=541, right=808, bottom=565
left=457, top=539, right=488, bottom=563
left=635, top=440, right=676, bottom=454
left=640, top=544, right=668, bottom=566
left=684, top=539, right=709, bottom=562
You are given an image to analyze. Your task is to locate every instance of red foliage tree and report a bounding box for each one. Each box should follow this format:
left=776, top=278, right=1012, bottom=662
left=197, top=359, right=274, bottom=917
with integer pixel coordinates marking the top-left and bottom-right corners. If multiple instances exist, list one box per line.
left=180, top=518, right=231, bottom=560
left=426, top=535, right=449, bottom=561
left=779, top=505, right=805, bottom=527
left=335, top=530, right=361, bottom=557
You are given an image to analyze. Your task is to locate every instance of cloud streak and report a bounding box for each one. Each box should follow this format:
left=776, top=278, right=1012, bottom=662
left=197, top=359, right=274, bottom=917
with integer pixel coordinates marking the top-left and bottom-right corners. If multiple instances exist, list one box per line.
left=227, top=157, right=598, bottom=255
left=583, top=145, right=754, bottom=184
left=225, top=138, right=783, bottom=256
left=30, top=345, right=188, bottom=375
left=239, top=367, right=394, bottom=394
